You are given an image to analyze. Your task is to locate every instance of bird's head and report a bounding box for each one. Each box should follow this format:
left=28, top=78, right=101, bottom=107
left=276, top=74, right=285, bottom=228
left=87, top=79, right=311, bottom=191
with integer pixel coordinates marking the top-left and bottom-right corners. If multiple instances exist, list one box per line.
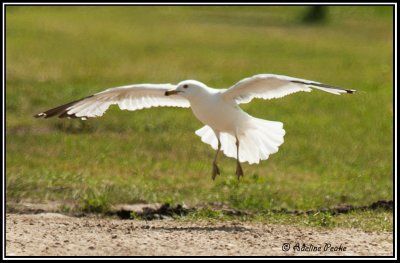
left=165, top=80, right=208, bottom=99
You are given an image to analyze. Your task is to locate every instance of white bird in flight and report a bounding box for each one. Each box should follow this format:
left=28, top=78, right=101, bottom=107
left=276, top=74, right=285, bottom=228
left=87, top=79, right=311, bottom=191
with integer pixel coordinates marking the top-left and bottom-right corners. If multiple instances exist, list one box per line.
left=35, top=74, right=356, bottom=180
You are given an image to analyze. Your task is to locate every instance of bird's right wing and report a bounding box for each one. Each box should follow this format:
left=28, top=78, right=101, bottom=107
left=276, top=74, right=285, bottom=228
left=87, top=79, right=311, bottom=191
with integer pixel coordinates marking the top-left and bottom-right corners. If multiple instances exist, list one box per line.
left=35, top=84, right=190, bottom=120
left=222, top=74, right=356, bottom=104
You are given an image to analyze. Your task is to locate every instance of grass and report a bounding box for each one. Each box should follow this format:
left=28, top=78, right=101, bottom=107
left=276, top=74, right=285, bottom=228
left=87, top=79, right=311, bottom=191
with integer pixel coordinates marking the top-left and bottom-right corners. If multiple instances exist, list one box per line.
left=5, top=6, right=393, bottom=231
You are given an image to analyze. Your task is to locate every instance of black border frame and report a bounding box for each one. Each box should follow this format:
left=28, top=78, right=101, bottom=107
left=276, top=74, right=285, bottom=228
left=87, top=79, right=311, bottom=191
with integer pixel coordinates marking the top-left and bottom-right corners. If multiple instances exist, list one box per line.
left=2, top=2, right=396, bottom=259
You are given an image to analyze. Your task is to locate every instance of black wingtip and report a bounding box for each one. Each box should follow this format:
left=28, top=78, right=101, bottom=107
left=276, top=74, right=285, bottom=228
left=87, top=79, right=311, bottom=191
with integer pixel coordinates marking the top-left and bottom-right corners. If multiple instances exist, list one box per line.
left=33, top=95, right=93, bottom=119
left=291, top=80, right=357, bottom=94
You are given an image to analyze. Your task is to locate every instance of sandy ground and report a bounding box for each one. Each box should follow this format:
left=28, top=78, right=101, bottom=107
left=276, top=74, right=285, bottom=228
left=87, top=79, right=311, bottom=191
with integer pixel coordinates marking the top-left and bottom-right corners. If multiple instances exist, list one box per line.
left=6, top=213, right=393, bottom=257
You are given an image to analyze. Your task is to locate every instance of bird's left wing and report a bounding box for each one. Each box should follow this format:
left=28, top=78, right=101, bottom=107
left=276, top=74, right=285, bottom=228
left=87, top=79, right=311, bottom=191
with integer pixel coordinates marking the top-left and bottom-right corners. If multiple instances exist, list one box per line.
left=35, top=84, right=190, bottom=120
left=222, top=74, right=356, bottom=104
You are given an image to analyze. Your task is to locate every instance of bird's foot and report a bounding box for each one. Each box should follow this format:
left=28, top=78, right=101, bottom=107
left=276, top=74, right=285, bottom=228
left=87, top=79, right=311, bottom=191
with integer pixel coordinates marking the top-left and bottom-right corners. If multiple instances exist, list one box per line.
left=212, top=162, right=220, bottom=180
left=236, top=162, right=244, bottom=179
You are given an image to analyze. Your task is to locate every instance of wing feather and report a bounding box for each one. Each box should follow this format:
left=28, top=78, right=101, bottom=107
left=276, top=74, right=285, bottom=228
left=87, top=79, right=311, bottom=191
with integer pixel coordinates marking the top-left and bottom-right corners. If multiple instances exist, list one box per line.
left=35, top=84, right=190, bottom=119
left=222, top=74, right=356, bottom=104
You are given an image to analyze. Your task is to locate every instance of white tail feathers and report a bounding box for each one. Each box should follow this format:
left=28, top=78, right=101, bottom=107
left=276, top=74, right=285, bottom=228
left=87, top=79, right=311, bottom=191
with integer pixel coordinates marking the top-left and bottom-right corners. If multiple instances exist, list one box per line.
left=195, top=118, right=285, bottom=164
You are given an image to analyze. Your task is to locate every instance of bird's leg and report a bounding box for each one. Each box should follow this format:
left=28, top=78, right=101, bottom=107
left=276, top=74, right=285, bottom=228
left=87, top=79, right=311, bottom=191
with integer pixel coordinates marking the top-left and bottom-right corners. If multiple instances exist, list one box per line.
left=212, top=138, right=221, bottom=180
left=235, top=136, right=244, bottom=179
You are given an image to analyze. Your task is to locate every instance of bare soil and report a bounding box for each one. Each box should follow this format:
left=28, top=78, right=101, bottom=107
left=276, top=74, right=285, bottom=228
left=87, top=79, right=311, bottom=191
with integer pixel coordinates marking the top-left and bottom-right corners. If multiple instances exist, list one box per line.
left=6, top=213, right=393, bottom=256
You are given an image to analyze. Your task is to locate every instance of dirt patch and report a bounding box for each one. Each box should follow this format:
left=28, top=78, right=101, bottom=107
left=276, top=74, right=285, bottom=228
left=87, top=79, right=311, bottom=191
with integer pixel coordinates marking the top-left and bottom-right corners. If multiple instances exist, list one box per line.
left=6, top=213, right=393, bottom=256
left=112, top=203, right=194, bottom=220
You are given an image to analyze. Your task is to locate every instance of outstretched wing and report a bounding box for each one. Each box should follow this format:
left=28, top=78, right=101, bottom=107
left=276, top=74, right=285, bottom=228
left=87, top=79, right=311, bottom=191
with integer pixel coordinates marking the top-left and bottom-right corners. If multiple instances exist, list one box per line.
left=35, top=84, right=190, bottom=120
left=222, top=74, right=356, bottom=104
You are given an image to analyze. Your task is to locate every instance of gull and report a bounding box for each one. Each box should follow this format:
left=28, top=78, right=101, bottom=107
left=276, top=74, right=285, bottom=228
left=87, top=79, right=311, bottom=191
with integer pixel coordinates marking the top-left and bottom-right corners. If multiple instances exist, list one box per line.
left=35, top=74, right=355, bottom=180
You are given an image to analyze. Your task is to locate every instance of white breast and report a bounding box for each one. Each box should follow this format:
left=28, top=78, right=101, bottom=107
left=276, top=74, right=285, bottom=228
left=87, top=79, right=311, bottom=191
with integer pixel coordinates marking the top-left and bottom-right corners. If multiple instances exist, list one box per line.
left=190, top=92, right=249, bottom=133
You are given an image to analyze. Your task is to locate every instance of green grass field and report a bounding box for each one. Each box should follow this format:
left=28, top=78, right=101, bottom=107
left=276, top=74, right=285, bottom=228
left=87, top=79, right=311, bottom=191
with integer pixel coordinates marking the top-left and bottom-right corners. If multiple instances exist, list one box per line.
left=6, top=6, right=393, bottom=231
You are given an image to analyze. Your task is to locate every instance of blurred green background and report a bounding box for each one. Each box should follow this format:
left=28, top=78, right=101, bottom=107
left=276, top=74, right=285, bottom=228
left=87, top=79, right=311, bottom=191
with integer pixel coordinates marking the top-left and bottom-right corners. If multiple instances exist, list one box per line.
left=6, top=6, right=393, bottom=216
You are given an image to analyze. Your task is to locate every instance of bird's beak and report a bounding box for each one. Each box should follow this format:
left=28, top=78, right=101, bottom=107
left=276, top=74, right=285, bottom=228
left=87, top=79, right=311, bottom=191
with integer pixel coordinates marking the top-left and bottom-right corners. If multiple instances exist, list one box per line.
left=165, top=90, right=179, bottom=96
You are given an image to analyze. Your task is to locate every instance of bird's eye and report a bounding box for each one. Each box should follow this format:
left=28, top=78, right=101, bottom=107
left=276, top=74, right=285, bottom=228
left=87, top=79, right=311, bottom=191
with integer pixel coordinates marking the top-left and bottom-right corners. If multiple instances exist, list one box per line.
left=183, top=84, right=188, bottom=89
